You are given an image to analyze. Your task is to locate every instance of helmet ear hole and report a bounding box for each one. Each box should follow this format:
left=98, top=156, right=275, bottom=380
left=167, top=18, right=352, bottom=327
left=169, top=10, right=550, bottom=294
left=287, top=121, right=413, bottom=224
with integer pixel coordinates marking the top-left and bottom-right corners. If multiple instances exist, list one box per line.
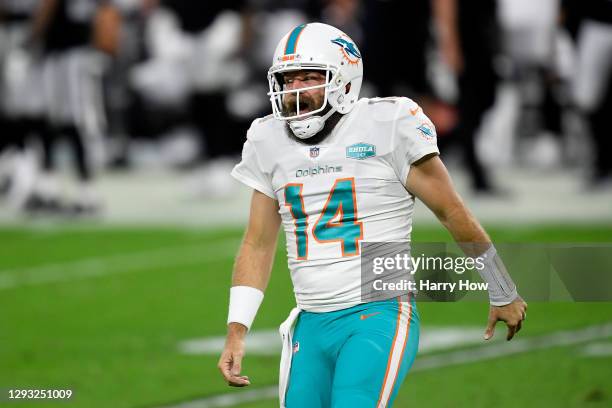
left=345, top=82, right=351, bottom=94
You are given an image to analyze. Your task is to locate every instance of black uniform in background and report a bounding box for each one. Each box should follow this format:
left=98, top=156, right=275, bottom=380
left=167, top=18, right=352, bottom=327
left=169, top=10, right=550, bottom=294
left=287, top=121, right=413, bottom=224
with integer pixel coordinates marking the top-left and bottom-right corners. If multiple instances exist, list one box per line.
left=564, top=0, right=612, bottom=182
left=586, top=0, right=612, bottom=181
left=361, top=0, right=432, bottom=98
left=438, top=0, right=500, bottom=192
left=162, top=0, right=248, bottom=161
left=40, top=0, right=106, bottom=182
left=591, top=75, right=612, bottom=181
left=0, top=0, right=41, bottom=153
left=43, top=0, right=95, bottom=52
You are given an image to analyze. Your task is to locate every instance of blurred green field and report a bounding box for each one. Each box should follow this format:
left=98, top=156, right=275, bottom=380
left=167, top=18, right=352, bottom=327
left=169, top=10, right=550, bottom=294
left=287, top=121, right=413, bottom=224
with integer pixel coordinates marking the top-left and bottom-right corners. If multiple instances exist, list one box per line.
left=1, top=224, right=612, bottom=408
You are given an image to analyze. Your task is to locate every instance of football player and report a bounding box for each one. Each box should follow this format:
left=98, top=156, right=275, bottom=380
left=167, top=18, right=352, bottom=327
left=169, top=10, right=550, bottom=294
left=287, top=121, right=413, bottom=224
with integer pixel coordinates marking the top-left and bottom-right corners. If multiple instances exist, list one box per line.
left=218, top=23, right=527, bottom=407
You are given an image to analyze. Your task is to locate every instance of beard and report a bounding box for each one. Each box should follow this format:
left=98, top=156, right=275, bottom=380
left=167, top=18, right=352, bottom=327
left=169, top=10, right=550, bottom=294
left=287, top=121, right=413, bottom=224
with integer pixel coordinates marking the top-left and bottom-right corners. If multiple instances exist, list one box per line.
left=281, top=91, right=343, bottom=145
left=284, top=104, right=343, bottom=146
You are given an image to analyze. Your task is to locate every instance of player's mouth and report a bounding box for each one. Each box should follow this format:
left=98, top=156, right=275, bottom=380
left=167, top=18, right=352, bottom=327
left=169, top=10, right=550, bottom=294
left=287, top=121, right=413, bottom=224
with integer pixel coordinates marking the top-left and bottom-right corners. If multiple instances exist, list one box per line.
left=283, top=96, right=322, bottom=117
left=298, top=102, right=312, bottom=114
left=284, top=101, right=312, bottom=116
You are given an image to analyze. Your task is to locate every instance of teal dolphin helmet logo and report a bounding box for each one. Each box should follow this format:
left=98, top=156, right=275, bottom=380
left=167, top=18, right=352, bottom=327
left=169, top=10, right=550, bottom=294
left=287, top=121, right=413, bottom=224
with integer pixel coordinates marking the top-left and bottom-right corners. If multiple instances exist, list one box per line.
left=331, top=37, right=362, bottom=64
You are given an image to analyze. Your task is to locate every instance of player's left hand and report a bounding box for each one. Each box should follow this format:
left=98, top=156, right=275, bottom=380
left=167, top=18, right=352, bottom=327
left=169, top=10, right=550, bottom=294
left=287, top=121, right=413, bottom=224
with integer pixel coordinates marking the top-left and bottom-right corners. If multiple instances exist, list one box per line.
left=484, top=297, right=527, bottom=341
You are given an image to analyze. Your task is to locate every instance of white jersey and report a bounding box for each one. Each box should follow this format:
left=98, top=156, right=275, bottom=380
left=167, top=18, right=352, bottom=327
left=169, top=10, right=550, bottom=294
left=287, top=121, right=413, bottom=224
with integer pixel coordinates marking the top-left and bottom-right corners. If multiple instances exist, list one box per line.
left=231, top=97, right=439, bottom=312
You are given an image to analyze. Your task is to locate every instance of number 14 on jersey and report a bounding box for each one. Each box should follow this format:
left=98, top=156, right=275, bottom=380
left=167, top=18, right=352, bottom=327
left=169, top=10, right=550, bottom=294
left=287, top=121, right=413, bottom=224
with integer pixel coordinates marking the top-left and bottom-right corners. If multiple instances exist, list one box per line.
left=284, top=178, right=363, bottom=260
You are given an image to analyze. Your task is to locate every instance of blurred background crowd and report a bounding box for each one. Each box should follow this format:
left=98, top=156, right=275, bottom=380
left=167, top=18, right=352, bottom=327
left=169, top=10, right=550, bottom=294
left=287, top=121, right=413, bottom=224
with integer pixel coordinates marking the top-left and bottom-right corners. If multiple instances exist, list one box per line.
left=0, top=0, right=610, bottom=220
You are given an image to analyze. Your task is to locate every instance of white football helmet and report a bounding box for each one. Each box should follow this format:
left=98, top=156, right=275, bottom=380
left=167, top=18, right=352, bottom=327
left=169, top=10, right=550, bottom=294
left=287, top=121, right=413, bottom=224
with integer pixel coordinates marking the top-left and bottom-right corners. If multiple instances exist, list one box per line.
left=267, top=23, right=363, bottom=139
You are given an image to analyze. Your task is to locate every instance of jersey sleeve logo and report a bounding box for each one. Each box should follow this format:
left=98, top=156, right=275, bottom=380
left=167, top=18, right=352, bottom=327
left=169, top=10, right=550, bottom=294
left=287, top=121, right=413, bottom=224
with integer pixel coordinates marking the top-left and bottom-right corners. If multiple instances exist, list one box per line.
left=346, top=142, right=376, bottom=160
left=416, top=122, right=436, bottom=141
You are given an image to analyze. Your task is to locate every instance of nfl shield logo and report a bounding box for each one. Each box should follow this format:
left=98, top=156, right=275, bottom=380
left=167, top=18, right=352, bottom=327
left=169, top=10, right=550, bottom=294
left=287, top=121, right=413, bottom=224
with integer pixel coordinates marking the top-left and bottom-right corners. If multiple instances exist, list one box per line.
left=293, top=341, right=300, bottom=353
left=309, top=147, right=320, bottom=158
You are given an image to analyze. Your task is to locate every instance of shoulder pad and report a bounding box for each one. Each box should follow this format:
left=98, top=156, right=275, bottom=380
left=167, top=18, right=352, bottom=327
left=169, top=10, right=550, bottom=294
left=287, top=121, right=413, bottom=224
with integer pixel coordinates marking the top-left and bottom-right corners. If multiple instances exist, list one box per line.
left=247, top=114, right=283, bottom=141
left=396, top=97, right=429, bottom=122
left=254, top=114, right=274, bottom=124
left=367, top=97, right=401, bottom=105
left=362, top=97, right=403, bottom=122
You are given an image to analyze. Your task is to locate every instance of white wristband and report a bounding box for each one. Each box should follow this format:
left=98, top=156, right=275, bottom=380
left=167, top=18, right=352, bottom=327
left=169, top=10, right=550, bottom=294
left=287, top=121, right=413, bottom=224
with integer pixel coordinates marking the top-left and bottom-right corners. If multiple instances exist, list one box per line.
left=476, top=245, right=519, bottom=306
left=227, top=285, right=264, bottom=331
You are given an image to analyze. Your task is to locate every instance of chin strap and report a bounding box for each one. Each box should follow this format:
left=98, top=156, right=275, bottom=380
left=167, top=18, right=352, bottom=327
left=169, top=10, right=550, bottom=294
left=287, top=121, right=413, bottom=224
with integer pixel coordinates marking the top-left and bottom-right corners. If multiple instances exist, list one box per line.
left=289, top=107, right=337, bottom=139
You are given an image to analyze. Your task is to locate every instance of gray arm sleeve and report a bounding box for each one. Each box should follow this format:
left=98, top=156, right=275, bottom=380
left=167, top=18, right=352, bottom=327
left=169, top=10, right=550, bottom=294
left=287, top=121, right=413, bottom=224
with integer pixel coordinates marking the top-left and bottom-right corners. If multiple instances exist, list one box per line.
left=476, top=245, right=519, bottom=306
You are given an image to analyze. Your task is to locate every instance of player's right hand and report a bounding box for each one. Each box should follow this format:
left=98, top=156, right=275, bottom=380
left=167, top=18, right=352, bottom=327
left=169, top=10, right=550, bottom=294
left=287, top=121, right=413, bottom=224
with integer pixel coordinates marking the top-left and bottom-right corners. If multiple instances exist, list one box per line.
left=484, top=297, right=528, bottom=341
left=218, top=324, right=251, bottom=387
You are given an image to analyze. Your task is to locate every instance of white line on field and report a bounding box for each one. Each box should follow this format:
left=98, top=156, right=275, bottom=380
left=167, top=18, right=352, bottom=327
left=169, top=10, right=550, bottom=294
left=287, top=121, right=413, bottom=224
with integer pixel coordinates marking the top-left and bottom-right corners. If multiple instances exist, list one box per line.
left=155, top=322, right=612, bottom=408
left=178, top=327, right=486, bottom=356
left=411, top=321, right=612, bottom=371
left=581, top=341, right=612, bottom=357
left=0, top=238, right=241, bottom=290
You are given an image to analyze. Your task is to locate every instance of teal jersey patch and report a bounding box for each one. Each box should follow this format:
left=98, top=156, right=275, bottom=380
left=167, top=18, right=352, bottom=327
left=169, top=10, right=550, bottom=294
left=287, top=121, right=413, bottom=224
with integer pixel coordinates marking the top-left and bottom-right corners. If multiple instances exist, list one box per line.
left=346, top=143, right=376, bottom=160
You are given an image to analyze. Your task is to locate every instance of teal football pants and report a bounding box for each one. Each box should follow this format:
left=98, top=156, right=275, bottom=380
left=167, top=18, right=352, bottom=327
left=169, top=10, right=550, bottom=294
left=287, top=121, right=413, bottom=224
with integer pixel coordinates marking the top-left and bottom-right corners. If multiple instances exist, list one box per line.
left=285, top=294, right=419, bottom=408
